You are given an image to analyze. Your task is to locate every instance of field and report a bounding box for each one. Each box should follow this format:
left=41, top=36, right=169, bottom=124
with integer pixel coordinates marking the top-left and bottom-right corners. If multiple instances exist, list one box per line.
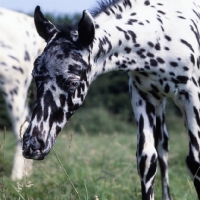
left=0, top=111, right=198, bottom=200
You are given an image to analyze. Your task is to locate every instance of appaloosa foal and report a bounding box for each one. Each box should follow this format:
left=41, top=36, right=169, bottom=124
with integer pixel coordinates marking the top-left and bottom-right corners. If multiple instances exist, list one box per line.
left=22, top=1, right=200, bottom=199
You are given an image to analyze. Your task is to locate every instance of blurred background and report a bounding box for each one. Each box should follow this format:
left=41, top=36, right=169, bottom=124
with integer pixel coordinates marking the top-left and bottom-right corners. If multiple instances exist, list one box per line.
left=0, top=0, right=97, bottom=15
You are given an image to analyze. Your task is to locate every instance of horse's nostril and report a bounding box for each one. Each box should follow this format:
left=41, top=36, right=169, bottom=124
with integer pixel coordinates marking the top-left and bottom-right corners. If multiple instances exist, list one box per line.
left=30, top=136, right=43, bottom=150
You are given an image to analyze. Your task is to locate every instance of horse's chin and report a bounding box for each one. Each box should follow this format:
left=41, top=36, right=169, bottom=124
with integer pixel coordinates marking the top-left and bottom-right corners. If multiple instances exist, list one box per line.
left=22, top=148, right=50, bottom=160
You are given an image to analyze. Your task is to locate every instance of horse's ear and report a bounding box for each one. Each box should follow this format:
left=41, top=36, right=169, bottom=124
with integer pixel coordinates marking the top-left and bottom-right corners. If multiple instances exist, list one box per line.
left=78, top=10, right=95, bottom=47
left=34, top=6, right=58, bottom=42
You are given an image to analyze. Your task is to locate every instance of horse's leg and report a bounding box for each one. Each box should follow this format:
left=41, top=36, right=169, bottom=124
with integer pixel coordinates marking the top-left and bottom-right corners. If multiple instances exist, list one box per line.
left=2, top=81, right=32, bottom=180
left=129, top=80, right=158, bottom=200
left=175, top=81, right=200, bottom=199
left=155, top=99, right=172, bottom=200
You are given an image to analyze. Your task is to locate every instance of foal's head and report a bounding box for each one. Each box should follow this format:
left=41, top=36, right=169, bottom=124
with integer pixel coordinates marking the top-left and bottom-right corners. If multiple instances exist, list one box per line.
left=22, top=6, right=95, bottom=160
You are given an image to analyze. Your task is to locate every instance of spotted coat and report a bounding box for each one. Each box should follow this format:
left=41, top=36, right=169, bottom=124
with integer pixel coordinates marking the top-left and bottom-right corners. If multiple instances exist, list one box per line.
left=22, top=1, right=200, bottom=199
left=0, top=7, right=44, bottom=180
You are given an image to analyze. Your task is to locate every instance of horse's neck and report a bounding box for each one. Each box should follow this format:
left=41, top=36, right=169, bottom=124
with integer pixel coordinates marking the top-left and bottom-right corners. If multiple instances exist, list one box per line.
left=88, top=2, right=138, bottom=81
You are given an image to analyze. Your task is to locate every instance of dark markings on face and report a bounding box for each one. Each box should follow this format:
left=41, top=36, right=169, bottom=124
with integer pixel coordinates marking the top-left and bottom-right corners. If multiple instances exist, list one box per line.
left=43, top=90, right=64, bottom=124
left=40, top=121, right=44, bottom=132
left=32, top=126, right=41, bottom=138
left=59, top=94, right=66, bottom=107
left=56, top=126, right=61, bottom=136
left=51, top=85, right=56, bottom=91
left=31, top=100, right=42, bottom=122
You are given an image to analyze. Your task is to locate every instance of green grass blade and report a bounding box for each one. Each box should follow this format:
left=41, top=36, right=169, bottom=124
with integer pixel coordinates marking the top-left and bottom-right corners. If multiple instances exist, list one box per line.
left=10, top=184, right=26, bottom=200
left=53, top=148, right=80, bottom=200
left=84, top=180, right=89, bottom=200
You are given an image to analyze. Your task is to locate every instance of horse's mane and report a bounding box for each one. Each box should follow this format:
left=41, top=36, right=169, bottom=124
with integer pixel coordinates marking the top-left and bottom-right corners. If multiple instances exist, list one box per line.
left=90, top=0, right=122, bottom=17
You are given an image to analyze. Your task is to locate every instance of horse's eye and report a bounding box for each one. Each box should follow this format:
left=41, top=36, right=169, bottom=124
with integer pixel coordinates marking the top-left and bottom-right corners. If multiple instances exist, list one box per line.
left=70, top=82, right=78, bottom=87
left=68, top=81, right=79, bottom=93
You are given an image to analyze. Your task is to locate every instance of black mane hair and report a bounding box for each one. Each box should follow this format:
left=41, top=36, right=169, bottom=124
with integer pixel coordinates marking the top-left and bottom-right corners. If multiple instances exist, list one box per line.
left=55, top=23, right=77, bottom=38
left=90, top=0, right=121, bottom=17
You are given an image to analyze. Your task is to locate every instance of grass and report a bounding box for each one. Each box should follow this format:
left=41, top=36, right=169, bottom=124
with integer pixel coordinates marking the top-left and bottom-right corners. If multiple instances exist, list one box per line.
left=0, top=113, right=198, bottom=200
